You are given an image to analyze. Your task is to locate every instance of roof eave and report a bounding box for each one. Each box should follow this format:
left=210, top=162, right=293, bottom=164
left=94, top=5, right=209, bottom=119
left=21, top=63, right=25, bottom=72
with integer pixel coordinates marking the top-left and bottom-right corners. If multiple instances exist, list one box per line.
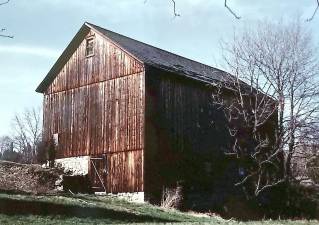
left=145, top=62, right=219, bottom=86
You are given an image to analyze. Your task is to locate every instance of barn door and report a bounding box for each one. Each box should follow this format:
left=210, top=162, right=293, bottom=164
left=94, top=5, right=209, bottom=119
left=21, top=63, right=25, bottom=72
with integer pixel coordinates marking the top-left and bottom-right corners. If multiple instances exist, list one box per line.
left=90, top=155, right=107, bottom=192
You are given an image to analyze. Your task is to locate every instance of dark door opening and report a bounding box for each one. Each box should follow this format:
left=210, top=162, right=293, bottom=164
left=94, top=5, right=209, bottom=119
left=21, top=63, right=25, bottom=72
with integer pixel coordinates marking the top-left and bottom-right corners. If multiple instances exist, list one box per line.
left=90, top=155, right=107, bottom=192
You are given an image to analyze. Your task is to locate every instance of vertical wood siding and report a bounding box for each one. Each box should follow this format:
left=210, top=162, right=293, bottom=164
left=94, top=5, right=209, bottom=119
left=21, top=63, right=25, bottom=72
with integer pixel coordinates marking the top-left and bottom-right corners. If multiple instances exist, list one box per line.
left=43, top=31, right=144, bottom=192
left=45, top=31, right=144, bottom=94
left=144, top=66, right=230, bottom=202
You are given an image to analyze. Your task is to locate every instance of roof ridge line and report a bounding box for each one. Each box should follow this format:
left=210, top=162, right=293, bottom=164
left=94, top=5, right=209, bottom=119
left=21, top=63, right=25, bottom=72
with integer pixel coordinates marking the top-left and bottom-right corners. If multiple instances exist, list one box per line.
left=86, top=22, right=224, bottom=73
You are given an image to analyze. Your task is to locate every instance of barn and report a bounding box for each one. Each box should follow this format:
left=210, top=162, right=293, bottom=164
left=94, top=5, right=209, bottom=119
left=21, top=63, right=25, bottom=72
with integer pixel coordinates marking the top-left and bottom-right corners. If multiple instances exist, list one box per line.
left=36, top=22, right=239, bottom=206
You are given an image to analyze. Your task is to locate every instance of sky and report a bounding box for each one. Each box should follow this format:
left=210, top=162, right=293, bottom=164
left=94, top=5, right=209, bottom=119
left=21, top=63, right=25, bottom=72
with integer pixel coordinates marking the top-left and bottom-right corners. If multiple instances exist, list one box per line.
left=0, top=0, right=319, bottom=136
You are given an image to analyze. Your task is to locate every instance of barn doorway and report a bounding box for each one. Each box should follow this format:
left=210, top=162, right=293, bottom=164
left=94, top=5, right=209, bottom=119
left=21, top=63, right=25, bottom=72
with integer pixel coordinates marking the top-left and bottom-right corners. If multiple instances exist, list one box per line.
left=90, top=155, right=107, bottom=192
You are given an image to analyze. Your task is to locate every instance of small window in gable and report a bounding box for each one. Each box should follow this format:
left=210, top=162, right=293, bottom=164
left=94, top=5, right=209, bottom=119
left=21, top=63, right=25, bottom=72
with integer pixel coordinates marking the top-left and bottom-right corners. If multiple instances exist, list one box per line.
left=53, top=133, right=59, bottom=147
left=85, top=37, right=94, bottom=57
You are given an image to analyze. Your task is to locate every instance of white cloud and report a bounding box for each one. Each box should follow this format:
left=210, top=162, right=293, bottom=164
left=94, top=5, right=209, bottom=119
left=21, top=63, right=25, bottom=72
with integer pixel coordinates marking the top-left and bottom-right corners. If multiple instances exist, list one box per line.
left=0, top=45, right=61, bottom=58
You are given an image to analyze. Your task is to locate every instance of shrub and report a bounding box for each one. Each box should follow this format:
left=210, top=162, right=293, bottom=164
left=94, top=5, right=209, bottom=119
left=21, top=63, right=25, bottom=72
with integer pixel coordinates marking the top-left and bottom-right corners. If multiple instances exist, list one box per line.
left=36, top=141, right=47, bottom=164
left=1, top=149, right=22, bottom=162
left=161, top=185, right=183, bottom=209
left=47, top=139, right=56, bottom=167
left=306, top=155, right=319, bottom=183
left=35, top=139, right=56, bottom=166
left=257, top=182, right=319, bottom=219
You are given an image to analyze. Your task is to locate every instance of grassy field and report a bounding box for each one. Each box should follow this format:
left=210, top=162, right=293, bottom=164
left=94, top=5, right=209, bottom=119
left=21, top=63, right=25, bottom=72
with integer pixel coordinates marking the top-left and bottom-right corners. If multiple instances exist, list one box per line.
left=0, top=193, right=317, bottom=225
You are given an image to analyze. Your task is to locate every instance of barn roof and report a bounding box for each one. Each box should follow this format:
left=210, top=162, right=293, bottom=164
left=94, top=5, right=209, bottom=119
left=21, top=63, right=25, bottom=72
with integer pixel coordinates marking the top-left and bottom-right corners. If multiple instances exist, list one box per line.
left=36, top=22, right=226, bottom=93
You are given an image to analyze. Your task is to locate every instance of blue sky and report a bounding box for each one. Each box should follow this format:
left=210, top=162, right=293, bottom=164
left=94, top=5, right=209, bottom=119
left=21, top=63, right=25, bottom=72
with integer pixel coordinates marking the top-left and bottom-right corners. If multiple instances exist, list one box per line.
left=0, top=0, right=318, bottom=136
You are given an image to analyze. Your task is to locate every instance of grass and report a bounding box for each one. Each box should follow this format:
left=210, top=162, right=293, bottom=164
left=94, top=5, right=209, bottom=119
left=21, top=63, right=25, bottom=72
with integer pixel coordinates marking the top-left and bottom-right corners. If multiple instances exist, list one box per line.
left=0, top=193, right=318, bottom=224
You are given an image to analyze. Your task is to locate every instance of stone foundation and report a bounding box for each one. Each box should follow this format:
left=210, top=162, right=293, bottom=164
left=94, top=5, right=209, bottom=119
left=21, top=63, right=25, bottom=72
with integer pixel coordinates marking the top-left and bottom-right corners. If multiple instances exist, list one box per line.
left=54, top=156, right=144, bottom=203
left=96, top=192, right=145, bottom=203
left=55, top=156, right=89, bottom=176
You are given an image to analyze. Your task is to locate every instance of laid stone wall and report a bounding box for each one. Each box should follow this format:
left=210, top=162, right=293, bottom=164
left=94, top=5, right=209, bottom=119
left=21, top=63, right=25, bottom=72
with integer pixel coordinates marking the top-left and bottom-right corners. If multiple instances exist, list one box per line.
left=55, top=156, right=89, bottom=176
left=54, top=156, right=144, bottom=202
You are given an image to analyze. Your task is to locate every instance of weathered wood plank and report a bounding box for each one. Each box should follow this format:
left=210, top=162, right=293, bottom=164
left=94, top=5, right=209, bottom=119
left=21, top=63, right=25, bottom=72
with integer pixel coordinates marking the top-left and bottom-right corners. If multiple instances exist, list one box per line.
left=43, top=30, right=145, bottom=193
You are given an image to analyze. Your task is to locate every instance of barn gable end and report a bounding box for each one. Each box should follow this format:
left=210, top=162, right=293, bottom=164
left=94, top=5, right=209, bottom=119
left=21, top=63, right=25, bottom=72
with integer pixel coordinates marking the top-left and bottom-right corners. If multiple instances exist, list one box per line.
left=45, top=30, right=144, bottom=94
left=41, top=26, right=145, bottom=193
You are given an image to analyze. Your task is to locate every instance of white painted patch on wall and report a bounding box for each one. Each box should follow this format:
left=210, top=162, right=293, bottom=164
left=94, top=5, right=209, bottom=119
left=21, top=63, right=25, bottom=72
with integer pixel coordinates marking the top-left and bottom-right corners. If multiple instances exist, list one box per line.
left=55, top=156, right=90, bottom=176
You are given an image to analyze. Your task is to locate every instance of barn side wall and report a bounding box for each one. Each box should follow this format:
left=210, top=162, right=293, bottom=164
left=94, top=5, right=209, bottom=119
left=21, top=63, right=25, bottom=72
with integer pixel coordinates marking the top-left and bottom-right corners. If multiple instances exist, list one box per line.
left=144, top=66, right=236, bottom=206
left=42, top=30, right=145, bottom=193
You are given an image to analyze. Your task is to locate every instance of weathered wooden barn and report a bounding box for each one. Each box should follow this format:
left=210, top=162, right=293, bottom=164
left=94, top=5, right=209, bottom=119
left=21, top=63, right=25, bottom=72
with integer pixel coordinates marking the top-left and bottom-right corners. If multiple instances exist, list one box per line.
left=36, top=22, right=240, bottom=206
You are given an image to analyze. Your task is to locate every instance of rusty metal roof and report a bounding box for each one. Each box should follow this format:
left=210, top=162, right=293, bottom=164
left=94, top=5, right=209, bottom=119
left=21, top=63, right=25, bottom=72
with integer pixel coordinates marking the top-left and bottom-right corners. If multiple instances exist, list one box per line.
left=36, top=22, right=226, bottom=93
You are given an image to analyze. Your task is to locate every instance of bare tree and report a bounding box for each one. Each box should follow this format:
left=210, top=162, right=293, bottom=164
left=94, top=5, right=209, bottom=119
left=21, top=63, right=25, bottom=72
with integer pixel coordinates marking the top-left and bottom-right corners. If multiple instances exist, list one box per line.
left=0, top=135, right=21, bottom=162
left=11, top=107, right=42, bottom=163
left=291, top=124, right=319, bottom=183
left=213, top=19, right=319, bottom=196
left=0, top=135, right=13, bottom=156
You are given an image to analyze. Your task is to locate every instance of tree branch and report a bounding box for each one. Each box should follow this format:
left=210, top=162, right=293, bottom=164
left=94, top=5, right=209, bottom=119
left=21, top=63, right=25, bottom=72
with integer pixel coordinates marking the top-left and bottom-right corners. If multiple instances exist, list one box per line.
left=144, top=0, right=318, bottom=21
left=306, top=0, right=319, bottom=21
left=0, top=28, right=13, bottom=38
left=171, top=0, right=180, bottom=17
left=255, top=179, right=285, bottom=196
left=0, top=0, right=13, bottom=38
left=0, top=34, right=13, bottom=38
left=0, top=0, right=9, bottom=6
left=144, top=0, right=180, bottom=17
left=224, top=0, right=241, bottom=19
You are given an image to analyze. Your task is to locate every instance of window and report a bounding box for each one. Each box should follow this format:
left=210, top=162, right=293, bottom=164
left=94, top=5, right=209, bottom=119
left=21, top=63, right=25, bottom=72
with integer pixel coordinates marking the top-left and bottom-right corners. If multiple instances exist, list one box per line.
left=53, top=133, right=59, bottom=147
left=85, top=38, right=94, bottom=57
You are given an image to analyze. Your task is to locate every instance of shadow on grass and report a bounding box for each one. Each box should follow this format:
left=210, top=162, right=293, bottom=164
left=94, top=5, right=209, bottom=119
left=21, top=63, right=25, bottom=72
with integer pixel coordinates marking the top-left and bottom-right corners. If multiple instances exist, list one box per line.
left=0, top=196, right=178, bottom=223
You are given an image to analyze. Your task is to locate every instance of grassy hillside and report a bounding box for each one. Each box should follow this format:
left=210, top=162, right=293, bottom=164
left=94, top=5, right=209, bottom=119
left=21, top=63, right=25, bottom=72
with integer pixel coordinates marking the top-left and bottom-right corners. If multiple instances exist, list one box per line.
left=0, top=193, right=318, bottom=225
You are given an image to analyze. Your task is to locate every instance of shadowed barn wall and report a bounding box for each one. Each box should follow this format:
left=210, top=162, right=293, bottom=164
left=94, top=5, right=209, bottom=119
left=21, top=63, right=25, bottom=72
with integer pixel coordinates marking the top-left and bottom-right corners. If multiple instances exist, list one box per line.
left=144, top=66, right=234, bottom=206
